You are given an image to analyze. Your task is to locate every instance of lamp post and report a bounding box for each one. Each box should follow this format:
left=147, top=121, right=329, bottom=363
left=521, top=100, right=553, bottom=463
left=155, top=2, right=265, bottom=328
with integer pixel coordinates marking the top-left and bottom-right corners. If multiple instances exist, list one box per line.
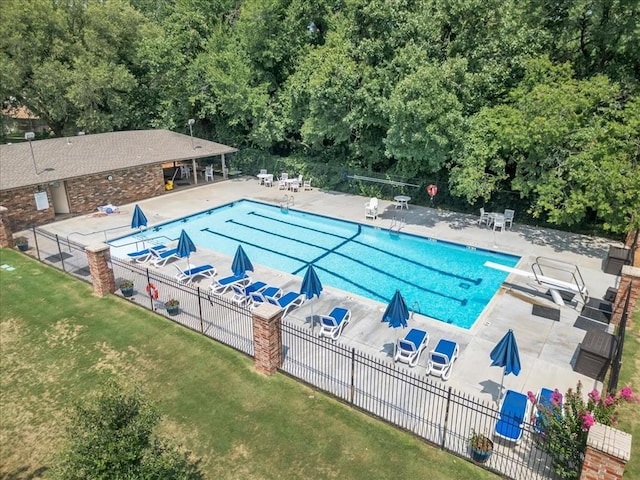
left=188, top=118, right=195, bottom=150
left=25, top=131, right=39, bottom=175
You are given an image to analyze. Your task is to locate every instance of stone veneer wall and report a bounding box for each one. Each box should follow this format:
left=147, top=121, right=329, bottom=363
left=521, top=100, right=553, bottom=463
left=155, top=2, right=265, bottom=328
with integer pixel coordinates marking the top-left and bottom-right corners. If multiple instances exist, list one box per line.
left=65, top=165, right=165, bottom=215
left=0, top=186, right=55, bottom=232
left=0, top=164, right=165, bottom=232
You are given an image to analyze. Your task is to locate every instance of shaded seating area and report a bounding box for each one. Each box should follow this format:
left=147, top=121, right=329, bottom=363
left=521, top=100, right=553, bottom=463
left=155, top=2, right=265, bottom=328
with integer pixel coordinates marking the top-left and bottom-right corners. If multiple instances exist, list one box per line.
left=174, top=264, right=216, bottom=283
left=394, top=328, right=429, bottom=367
left=318, top=307, right=351, bottom=340
left=494, top=390, right=530, bottom=444
left=426, top=338, right=459, bottom=381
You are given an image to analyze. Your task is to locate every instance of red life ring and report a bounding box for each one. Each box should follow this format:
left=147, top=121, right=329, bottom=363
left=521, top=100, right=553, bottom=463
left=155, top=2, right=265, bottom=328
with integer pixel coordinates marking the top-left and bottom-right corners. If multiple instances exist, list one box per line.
left=145, top=283, right=159, bottom=299
left=427, top=184, right=438, bottom=197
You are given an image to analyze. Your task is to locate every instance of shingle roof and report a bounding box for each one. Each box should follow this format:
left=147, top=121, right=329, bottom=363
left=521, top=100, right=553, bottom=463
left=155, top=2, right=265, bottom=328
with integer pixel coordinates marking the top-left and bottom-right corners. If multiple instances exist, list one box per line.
left=0, top=129, right=237, bottom=191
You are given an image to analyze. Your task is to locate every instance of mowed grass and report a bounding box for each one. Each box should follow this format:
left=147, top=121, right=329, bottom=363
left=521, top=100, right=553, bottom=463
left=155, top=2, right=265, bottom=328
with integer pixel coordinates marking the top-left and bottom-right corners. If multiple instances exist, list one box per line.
left=0, top=249, right=496, bottom=479
left=616, top=305, right=640, bottom=479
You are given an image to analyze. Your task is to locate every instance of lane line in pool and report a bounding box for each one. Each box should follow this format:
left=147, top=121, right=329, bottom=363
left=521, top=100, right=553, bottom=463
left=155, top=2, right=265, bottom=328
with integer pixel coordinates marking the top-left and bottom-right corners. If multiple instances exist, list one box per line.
left=201, top=225, right=468, bottom=310
left=248, top=211, right=356, bottom=240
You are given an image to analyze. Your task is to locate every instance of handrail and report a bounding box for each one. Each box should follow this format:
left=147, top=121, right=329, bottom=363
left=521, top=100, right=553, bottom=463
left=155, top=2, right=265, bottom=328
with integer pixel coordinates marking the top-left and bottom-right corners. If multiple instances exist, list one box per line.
left=347, top=174, right=419, bottom=188
left=67, top=223, right=130, bottom=244
left=532, top=256, right=589, bottom=302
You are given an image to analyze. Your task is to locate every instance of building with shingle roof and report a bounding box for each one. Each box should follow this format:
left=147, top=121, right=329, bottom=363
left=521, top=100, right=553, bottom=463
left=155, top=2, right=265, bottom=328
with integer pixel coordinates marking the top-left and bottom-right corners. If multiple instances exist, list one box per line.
left=0, top=129, right=237, bottom=231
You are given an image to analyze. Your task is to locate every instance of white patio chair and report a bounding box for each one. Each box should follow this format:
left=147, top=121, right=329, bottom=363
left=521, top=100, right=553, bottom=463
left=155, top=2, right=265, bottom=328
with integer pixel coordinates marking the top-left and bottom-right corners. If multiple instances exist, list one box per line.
left=179, top=165, right=191, bottom=179
left=504, top=209, right=515, bottom=229
left=264, top=174, right=273, bottom=187
left=204, top=165, right=214, bottom=182
left=365, top=197, right=378, bottom=220
left=493, top=216, right=505, bottom=232
left=303, top=179, right=311, bottom=190
left=478, top=207, right=490, bottom=227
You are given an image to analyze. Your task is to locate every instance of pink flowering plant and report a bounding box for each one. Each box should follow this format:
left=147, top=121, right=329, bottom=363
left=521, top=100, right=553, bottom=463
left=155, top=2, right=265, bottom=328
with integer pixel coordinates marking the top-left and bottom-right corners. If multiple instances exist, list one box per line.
left=528, top=381, right=638, bottom=480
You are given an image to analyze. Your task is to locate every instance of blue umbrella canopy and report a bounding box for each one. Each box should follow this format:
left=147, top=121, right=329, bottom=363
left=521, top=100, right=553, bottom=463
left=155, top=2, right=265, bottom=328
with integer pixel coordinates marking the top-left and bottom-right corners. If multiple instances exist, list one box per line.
left=300, top=265, right=323, bottom=300
left=300, top=265, right=323, bottom=331
left=382, top=290, right=409, bottom=329
left=176, top=229, right=196, bottom=265
left=490, top=329, right=521, bottom=402
left=131, top=204, right=148, bottom=229
left=231, top=245, right=254, bottom=277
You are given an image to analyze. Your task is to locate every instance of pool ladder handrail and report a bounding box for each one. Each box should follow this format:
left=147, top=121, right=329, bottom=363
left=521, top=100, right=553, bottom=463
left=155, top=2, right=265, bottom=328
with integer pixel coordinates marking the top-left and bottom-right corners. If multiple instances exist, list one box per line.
left=281, top=194, right=294, bottom=211
left=389, top=216, right=405, bottom=233
left=410, top=300, right=420, bottom=320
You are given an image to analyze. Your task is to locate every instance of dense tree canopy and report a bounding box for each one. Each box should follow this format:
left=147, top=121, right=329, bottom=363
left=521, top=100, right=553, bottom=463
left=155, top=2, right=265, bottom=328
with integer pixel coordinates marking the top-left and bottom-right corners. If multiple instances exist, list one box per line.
left=2, top=0, right=638, bottom=233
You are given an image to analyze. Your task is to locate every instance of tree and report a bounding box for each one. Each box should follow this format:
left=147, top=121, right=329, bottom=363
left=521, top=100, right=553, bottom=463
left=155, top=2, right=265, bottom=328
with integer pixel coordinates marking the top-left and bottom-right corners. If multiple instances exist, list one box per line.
left=52, top=382, right=203, bottom=480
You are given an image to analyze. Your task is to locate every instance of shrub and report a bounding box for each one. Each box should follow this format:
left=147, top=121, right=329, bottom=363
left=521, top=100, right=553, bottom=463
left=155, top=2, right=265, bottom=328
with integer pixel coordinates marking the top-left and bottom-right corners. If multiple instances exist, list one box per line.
left=529, top=382, right=638, bottom=480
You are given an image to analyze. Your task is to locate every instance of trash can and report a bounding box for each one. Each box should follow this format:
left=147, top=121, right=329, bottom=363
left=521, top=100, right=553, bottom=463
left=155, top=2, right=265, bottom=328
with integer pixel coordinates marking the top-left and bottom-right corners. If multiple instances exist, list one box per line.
left=574, top=331, right=617, bottom=381
left=603, top=245, right=631, bottom=275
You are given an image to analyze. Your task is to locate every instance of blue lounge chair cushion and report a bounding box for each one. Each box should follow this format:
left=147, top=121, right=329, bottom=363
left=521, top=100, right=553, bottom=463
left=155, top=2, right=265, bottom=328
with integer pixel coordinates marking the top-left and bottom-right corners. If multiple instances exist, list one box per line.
left=127, top=244, right=166, bottom=262
left=245, top=281, right=267, bottom=295
left=534, top=388, right=563, bottom=433
left=272, top=291, right=301, bottom=308
left=218, top=274, right=247, bottom=286
left=183, top=264, right=214, bottom=276
left=430, top=339, right=458, bottom=366
left=495, top=390, right=528, bottom=442
left=323, top=307, right=349, bottom=327
left=399, top=328, right=428, bottom=352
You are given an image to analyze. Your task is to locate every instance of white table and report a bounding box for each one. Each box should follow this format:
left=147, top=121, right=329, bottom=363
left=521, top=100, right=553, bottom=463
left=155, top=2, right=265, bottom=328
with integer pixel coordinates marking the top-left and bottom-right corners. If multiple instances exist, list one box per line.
left=257, top=173, right=273, bottom=185
left=394, top=195, right=411, bottom=210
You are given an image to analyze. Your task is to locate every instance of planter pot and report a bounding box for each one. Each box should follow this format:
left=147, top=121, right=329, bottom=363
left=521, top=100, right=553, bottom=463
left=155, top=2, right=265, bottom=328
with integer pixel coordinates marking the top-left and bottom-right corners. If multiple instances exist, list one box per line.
left=16, top=243, right=28, bottom=252
left=120, top=287, right=134, bottom=298
left=166, top=305, right=180, bottom=316
left=470, top=439, right=493, bottom=464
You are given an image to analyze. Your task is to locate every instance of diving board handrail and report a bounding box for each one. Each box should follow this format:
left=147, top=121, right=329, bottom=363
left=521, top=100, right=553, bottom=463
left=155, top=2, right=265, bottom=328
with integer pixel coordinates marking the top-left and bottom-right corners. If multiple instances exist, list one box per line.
left=532, top=257, right=589, bottom=303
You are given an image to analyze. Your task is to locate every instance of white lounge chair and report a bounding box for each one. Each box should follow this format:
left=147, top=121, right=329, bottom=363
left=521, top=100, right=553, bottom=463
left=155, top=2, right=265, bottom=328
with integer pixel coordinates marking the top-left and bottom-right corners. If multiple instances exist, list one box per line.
left=127, top=244, right=166, bottom=264
left=149, top=247, right=180, bottom=267
left=394, top=328, right=429, bottom=367
left=247, top=287, right=282, bottom=309
left=426, top=339, right=459, bottom=381
left=230, top=281, right=268, bottom=306
left=365, top=197, right=378, bottom=220
left=318, top=307, right=351, bottom=340
left=174, top=264, right=216, bottom=283
left=266, top=291, right=305, bottom=317
left=210, top=273, right=251, bottom=296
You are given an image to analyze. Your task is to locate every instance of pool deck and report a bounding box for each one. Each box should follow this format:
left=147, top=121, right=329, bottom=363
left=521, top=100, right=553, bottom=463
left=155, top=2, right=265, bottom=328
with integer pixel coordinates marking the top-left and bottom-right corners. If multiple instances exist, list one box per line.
left=39, top=177, right=622, bottom=404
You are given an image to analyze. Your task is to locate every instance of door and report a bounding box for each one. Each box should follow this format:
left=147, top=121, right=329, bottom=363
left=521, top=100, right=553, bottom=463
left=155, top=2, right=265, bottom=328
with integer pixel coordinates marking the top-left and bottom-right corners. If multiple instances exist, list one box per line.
left=50, top=181, right=70, bottom=214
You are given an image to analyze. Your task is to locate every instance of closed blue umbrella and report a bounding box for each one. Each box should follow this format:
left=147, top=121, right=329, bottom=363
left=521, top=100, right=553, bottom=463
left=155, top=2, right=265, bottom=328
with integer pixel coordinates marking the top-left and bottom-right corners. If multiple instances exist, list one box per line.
left=382, top=290, right=409, bottom=329
left=490, top=329, right=521, bottom=402
left=231, top=245, right=254, bottom=277
left=176, top=229, right=196, bottom=270
left=300, top=265, right=323, bottom=331
left=131, top=204, right=148, bottom=230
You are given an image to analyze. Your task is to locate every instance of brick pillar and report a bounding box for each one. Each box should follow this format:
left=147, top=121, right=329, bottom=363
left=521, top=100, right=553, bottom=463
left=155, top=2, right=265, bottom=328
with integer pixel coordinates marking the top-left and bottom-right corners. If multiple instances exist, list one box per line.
left=252, top=302, right=283, bottom=375
left=610, top=265, right=640, bottom=326
left=580, top=423, right=631, bottom=480
left=0, top=206, right=14, bottom=249
left=85, top=243, right=116, bottom=297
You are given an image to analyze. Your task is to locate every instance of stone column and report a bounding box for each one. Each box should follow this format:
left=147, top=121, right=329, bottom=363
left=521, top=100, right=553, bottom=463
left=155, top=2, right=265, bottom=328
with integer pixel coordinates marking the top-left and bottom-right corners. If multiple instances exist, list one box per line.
left=580, top=423, right=631, bottom=480
left=610, top=265, right=640, bottom=326
left=252, top=302, right=283, bottom=375
left=85, top=243, right=116, bottom=297
left=0, top=206, right=14, bottom=249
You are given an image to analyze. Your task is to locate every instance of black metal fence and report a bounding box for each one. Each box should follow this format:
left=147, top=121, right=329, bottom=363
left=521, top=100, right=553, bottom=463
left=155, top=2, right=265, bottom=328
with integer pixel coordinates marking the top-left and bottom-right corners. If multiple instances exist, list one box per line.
left=280, top=321, right=556, bottom=480
left=30, top=228, right=557, bottom=479
left=32, top=226, right=92, bottom=282
left=608, top=282, right=632, bottom=392
left=110, top=257, right=254, bottom=356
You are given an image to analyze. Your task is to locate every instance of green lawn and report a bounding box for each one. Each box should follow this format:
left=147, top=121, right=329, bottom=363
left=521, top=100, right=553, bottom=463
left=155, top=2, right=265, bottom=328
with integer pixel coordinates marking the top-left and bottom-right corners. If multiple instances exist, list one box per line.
left=0, top=249, right=496, bottom=479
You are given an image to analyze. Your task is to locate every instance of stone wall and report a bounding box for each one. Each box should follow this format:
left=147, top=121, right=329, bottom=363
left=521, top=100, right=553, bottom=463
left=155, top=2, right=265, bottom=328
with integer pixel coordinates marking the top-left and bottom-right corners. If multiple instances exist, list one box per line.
left=0, top=164, right=165, bottom=232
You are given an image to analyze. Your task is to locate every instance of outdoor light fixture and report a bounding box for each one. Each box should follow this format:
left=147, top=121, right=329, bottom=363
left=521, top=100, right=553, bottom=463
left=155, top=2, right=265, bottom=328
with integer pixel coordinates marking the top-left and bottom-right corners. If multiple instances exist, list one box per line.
left=188, top=118, right=195, bottom=150
left=25, top=132, right=54, bottom=175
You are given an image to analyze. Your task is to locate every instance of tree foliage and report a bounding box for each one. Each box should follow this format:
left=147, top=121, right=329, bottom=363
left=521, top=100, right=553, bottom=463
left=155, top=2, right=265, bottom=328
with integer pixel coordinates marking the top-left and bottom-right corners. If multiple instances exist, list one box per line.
left=52, top=382, right=203, bottom=480
left=1, top=0, right=638, bottom=233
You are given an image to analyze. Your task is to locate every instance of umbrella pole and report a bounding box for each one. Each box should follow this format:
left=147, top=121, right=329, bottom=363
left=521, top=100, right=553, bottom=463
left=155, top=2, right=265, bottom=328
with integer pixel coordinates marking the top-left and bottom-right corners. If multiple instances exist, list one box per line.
left=498, top=367, right=506, bottom=404
left=310, top=304, right=314, bottom=333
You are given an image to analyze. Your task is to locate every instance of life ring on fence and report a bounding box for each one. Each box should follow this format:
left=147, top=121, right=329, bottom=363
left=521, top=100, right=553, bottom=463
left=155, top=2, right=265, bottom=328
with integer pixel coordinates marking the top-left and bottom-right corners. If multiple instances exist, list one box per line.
left=427, top=184, right=438, bottom=198
left=146, top=283, right=159, bottom=299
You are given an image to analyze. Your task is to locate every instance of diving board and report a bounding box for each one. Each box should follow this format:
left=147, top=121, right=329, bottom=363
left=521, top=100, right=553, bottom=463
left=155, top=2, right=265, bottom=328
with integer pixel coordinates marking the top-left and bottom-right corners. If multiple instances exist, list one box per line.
left=485, top=261, right=589, bottom=306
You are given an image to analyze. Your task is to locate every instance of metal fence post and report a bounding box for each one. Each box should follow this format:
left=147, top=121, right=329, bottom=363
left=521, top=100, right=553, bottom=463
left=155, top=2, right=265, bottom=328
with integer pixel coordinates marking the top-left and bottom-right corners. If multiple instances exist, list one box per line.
left=441, top=386, right=452, bottom=449
left=55, top=234, right=67, bottom=271
left=146, top=268, right=153, bottom=310
left=350, top=348, right=355, bottom=405
left=32, top=226, right=41, bottom=260
left=197, top=287, right=204, bottom=333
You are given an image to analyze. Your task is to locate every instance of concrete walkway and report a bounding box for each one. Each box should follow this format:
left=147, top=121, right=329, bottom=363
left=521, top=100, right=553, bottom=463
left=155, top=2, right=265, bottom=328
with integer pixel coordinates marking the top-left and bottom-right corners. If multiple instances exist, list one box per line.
left=38, top=176, right=622, bottom=404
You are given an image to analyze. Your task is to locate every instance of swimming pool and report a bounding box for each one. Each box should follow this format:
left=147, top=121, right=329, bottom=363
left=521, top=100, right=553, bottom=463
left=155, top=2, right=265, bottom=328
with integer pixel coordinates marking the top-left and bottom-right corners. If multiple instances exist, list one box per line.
left=110, top=200, right=519, bottom=329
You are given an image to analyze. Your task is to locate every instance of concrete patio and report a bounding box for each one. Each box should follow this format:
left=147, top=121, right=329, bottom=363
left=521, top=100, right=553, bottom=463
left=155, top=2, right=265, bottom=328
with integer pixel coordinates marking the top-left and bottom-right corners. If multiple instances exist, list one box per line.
left=38, top=176, right=623, bottom=405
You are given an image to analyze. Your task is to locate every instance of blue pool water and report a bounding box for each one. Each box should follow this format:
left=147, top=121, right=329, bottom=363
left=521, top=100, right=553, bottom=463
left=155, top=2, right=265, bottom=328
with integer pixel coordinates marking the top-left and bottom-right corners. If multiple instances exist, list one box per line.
left=110, top=200, right=519, bottom=329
